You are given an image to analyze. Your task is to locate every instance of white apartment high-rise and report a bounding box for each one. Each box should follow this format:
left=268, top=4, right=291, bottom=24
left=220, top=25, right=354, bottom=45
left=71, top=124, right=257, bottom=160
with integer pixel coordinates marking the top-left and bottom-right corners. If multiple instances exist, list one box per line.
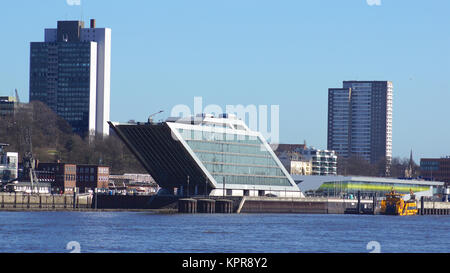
left=328, top=81, right=393, bottom=166
left=30, top=20, right=111, bottom=137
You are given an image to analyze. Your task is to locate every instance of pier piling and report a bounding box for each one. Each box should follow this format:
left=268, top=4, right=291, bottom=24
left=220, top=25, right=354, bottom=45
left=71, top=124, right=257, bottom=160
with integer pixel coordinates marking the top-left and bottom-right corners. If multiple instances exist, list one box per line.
left=197, top=199, right=216, bottom=213
left=357, top=191, right=361, bottom=214
left=178, top=198, right=197, bottom=213
left=216, top=199, right=233, bottom=213
left=420, top=196, right=424, bottom=215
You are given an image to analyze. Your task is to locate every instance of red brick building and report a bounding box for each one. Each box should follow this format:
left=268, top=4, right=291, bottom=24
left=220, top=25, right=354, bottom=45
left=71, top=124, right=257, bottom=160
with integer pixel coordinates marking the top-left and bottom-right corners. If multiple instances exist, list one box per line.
left=421, top=158, right=450, bottom=185
left=36, top=163, right=77, bottom=193
left=76, top=165, right=109, bottom=193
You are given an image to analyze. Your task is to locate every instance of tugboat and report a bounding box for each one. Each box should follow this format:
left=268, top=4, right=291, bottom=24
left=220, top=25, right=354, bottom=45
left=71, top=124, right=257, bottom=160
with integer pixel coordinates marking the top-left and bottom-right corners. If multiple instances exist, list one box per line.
left=380, top=189, right=418, bottom=216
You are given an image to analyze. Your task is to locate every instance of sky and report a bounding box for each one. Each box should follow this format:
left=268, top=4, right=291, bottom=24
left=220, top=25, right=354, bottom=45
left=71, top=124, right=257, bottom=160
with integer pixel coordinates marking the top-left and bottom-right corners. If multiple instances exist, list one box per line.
left=0, top=0, right=449, bottom=162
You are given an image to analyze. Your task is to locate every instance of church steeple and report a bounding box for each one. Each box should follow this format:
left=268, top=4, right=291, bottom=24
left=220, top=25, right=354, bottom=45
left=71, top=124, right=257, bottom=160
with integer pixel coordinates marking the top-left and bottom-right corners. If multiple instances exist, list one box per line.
left=405, top=149, right=414, bottom=178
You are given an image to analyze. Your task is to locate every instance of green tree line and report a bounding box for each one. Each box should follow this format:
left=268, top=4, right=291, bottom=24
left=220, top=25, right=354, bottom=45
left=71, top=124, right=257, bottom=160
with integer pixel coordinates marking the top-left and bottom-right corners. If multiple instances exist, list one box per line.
left=337, top=155, right=420, bottom=178
left=0, top=101, right=146, bottom=175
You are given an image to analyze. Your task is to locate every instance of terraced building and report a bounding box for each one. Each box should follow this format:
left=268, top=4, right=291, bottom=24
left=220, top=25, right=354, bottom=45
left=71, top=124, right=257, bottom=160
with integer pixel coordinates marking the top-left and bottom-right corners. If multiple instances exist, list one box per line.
left=109, top=114, right=304, bottom=198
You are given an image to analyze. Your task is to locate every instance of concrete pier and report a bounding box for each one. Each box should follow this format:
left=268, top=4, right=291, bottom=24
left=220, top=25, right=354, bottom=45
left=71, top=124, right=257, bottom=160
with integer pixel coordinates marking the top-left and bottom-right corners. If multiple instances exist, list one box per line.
left=178, top=198, right=197, bottom=213
left=215, top=199, right=233, bottom=213
left=236, top=196, right=374, bottom=214
left=418, top=200, right=450, bottom=215
left=3, top=192, right=450, bottom=216
left=197, top=199, right=216, bottom=213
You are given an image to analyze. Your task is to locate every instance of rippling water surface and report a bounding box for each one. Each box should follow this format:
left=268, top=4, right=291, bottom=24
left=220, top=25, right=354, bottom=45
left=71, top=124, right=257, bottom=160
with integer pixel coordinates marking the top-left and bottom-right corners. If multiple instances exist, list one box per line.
left=0, top=212, right=449, bottom=253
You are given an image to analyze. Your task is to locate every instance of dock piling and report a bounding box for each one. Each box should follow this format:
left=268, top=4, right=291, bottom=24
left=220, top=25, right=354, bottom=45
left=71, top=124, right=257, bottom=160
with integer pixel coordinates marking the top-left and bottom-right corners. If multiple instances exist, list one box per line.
left=216, top=199, right=233, bottom=213
left=357, top=191, right=361, bottom=214
left=420, top=196, right=424, bottom=215
left=372, top=194, right=377, bottom=215
left=197, top=199, right=216, bottom=213
left=178, top=198, right=197, bottom=213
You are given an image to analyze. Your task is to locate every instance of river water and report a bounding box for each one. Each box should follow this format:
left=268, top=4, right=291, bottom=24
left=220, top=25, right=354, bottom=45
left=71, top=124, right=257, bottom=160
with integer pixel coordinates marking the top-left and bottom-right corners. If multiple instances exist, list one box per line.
left=0, top=212, right=449, bottom=253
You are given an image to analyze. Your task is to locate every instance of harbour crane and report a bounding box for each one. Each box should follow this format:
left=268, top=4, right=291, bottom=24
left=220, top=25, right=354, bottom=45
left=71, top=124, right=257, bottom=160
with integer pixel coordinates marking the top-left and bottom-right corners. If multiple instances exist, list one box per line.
left=148, top=110, right=164, bottom=124
left=21, top=128, right=39, bottom=194
left=15, top=89, right=20, bottom=103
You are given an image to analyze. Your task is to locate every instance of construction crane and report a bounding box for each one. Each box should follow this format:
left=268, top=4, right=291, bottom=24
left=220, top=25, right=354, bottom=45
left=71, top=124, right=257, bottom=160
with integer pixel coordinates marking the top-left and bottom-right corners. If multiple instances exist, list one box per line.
left=21, top=127, right=39, bottom=194
left=15, top=89, right=20, bottom=103
left=148, top=110, right=164, bottom=124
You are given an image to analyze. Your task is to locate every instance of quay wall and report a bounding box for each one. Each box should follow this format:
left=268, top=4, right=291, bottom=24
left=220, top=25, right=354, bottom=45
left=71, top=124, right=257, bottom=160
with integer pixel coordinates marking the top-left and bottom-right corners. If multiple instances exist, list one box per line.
left=0, top=193, right=92, bottom=210
left=237, top=197, right=374, bottom=214
left=0, top=193, right=177, bottom=211
left=419, top=201, right=450, bottom=215
left=94, top=195, right=152, bottom=209
left=3, top=192, right=450, bottom=216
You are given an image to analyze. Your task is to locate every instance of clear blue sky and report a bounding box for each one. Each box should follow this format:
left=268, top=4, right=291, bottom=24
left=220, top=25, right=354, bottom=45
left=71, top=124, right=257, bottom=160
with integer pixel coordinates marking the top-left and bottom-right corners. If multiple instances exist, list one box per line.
left=1, top=0, right=449, bottom=162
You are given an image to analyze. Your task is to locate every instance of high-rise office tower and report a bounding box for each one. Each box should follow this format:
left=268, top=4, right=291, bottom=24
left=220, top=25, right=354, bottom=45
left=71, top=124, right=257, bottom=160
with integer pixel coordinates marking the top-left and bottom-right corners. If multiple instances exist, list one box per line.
left=328, top=81, right=393, bottom=165
left=30, top=19, right=111, bottom=137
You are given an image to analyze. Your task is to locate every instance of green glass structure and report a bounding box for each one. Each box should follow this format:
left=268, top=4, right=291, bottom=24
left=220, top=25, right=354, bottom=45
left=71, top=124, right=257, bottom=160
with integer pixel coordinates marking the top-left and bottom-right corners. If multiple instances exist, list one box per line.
left=292, top=175, right=444, bottom=198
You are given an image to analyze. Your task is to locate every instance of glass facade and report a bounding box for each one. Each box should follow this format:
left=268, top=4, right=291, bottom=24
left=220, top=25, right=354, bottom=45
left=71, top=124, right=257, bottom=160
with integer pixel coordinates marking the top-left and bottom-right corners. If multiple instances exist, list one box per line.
left=329, top=81, right=392, bottom=166
left=30, top=42, right=93, bottom=137
left=0, top=97, right=17, bottom=117
left=0, top=153, right=18, bottom=184
left=177, top=128, right=292, bottom=187
left=317, top=180, right=430, bottom=197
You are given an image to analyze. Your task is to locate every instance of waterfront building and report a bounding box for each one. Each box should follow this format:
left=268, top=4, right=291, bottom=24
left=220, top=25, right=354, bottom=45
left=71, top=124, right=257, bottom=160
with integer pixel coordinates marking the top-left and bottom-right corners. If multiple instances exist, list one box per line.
left=292, top=175, right=444, bottom=198
left=421, top=157, right=450, bottom=184
left=36, top=163, right=76, bottom=194
left=109, top=114, right=304, bottom=198
left=328, top=81, right=393, bottom=166
left=109, top=173, right=159, bottom=195
left=277, top=152, right=312, bottom=175
left=29, top=19, right=111, bottom=137
left=0, top=144, right=18, bottom=190
left=273, top=145, right=337, bottom=176
left=121, top=173, right=156, bottom=184
left=305, top=149, right=337, bottom=176
left=5, top=182, right=51, bottom=194
left=76, top=165, right=109, bottom=193
left=0, top=96, right=18, bottom=118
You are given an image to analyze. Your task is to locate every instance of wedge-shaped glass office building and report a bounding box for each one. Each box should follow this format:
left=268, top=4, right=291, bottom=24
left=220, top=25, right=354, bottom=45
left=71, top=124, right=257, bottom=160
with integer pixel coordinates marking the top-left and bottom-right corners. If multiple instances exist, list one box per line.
left=109, top=114, right=304, bottom=197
